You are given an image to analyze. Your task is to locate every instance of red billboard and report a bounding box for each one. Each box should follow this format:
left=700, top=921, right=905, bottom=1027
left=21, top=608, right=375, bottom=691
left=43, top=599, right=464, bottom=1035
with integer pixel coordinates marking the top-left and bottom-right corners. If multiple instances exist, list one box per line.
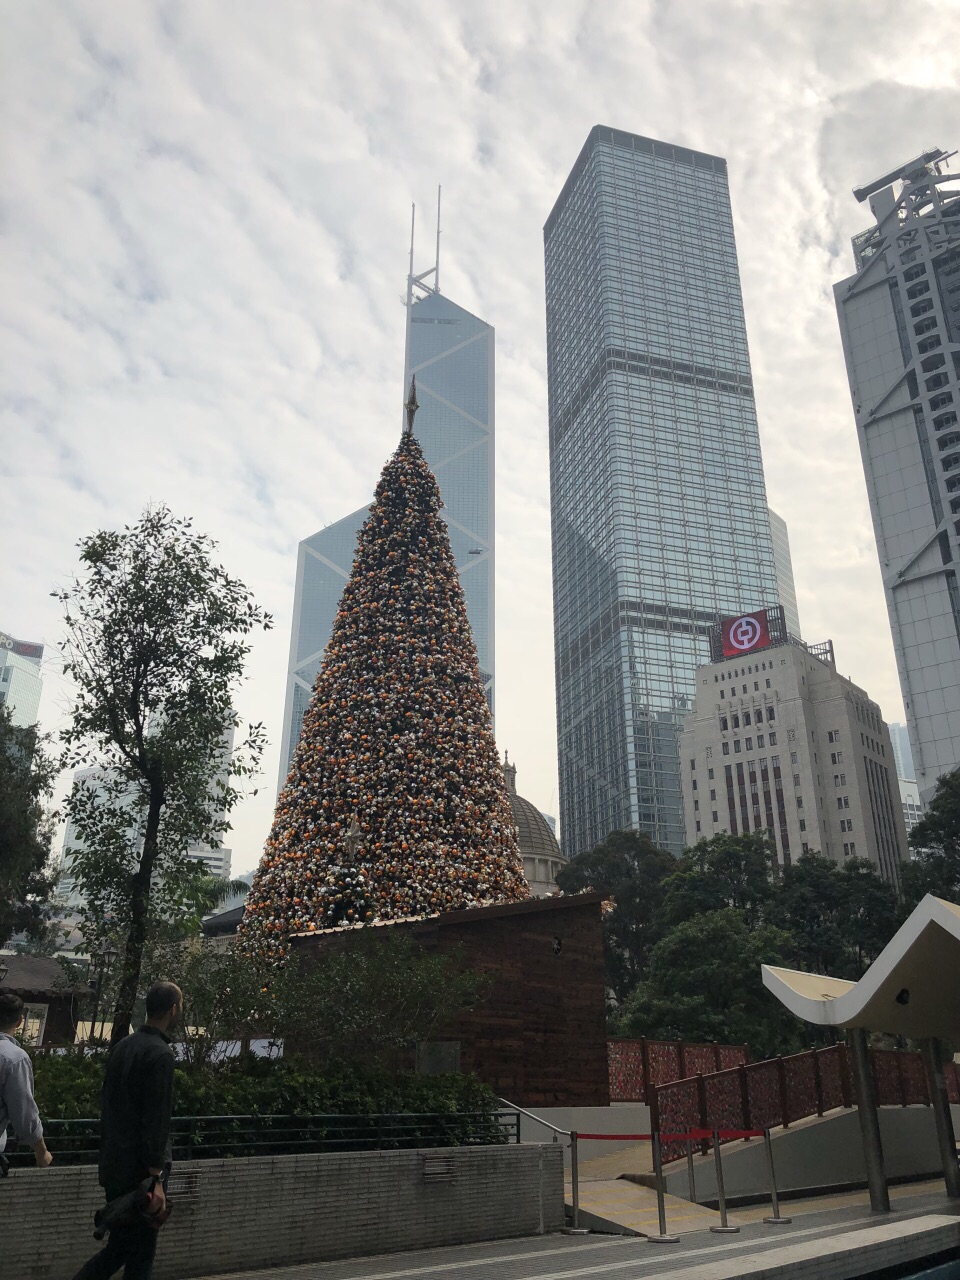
left=721, top=609, right=772, bottom=658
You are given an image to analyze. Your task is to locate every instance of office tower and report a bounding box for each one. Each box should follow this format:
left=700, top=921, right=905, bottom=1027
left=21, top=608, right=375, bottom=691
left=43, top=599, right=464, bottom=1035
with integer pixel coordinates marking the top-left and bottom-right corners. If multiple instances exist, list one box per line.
left=888, top=722, right=916, bottom=782
left=768, top=509, right=801, bottom=637
left=0, top=629, right=43, bottom=727
left=679, top=610, right=907, bottom=886
left=278, top=264, right=495, bottom=793
left=545, top=126, right=781, bottom=857
left=834, top=148, right=960, bottom=806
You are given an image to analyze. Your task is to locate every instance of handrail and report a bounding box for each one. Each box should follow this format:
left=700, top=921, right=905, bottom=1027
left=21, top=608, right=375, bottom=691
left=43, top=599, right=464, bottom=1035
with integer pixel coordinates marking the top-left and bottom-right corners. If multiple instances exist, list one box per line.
left=496, top=1097, right=571, bottom=1137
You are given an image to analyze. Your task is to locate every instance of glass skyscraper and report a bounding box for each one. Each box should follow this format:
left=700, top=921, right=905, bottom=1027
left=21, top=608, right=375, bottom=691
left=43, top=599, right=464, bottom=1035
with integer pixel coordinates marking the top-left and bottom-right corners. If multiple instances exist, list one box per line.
left=278, top=286, right=495, bottom=792
left=834, top=148, right=960, bottom=807
left=545, top=126, right=780, bottom=857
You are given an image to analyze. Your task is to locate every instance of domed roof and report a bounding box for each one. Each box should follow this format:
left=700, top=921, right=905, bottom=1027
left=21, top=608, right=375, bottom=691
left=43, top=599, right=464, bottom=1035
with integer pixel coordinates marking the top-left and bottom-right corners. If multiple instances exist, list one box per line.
left=503, top=755, right=563, bottom=863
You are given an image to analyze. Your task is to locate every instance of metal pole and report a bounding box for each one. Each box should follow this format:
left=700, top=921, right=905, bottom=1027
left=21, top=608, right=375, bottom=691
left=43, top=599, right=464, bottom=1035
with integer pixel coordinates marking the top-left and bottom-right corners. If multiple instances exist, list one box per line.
left=762, top=1128, right=792, bottom=1225
left=709, top=1131, right=740, bottom=1234
left=88, top=959, right=105, bottom=1046
left=920, top=1038, right=960, bottom=1200
left=686, top=1138, right=697, bottom=1203
left=847, top=1028, right=890, bottom=1213
left=646, top=1133, right=679, bottom=1244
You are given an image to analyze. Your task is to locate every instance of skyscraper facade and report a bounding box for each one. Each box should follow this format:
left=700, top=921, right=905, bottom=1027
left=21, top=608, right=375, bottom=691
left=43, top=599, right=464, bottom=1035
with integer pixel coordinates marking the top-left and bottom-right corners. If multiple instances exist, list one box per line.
left=834, top=149, right=960, bottom=806
left=545, top=126, right=781, bottom=857
left=768, top=508, right=802, bottom=637
left=278, top=286, right=495, bottom=792
left=0, top=629, right=43, bottom=727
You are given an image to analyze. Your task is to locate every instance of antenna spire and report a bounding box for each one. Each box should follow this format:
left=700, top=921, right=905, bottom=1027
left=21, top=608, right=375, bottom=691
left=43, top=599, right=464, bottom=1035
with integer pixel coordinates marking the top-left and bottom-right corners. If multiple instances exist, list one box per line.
left=404, top=375, right=419, bottom=436
left=435, top=185, right=442, bottom=294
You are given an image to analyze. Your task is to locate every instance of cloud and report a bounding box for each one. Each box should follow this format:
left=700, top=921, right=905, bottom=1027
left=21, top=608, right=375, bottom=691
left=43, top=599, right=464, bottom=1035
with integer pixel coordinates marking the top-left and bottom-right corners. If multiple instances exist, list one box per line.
left=1, top=0, right=954, bottom=870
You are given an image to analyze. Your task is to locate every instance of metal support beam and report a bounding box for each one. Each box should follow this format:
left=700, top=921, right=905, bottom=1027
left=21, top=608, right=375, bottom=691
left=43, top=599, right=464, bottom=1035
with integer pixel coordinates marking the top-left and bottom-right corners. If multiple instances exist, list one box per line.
left=921, top=1038, right=960, bottom=1200
left=847, top=1028, right=890, bottom=1213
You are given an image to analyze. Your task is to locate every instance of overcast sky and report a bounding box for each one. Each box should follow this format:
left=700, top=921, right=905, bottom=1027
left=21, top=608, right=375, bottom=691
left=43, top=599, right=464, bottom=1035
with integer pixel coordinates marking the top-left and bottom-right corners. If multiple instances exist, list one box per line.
left=3, top=1, right=958, bottom=875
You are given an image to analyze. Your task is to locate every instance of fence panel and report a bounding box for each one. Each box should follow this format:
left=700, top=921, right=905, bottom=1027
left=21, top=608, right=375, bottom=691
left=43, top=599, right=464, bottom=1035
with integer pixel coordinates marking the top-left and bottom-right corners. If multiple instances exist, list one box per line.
left=946, top=1061, right=960, bottom=1105
left=607, top=1039, right=646, bottom=1102
left=817, top=1044, right=846, bottom=1111
left=745, top=1060, right=783, bottom=1130
left=899, top=1051, right=929, bottom=1105
left=703, top=1067, right=745, bottom=1147
left=717, top=1044, right=749, bottom=1070
left=783, top=1051, right=818, bottom=1124
left=872, top=1049, right=903, bottom=1107
left=657, top=1077, right=700, bottom=1164
left=683, top=1045, right=717, bottom=1076
left=647, top=1039, right=683, bottom=1088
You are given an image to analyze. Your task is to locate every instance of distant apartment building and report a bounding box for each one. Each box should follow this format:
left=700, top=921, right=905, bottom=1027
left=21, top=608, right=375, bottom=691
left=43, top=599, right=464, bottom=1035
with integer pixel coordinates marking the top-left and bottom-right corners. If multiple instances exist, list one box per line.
left=0, top=629, right=43, bottom=727
left=679, top=608, right=907, bottom=886
left=834, top=147, right=960, bottom=808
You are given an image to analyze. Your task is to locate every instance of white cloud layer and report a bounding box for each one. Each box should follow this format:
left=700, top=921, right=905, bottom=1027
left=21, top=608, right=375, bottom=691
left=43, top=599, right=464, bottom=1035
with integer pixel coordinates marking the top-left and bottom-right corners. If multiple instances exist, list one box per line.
left=2, top=0, right=957, bottom=872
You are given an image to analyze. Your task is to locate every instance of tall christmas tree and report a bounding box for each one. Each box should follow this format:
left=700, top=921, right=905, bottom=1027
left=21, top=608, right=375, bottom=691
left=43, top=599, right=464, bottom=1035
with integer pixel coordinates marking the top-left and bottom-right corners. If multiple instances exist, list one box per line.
left=240, top=385, right=528, bottom=962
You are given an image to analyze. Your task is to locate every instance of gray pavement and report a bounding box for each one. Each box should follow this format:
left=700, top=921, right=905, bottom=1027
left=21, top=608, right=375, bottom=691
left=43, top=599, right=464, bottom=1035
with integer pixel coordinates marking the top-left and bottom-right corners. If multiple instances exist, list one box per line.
left=195, top=1188, right=960, bottom=1280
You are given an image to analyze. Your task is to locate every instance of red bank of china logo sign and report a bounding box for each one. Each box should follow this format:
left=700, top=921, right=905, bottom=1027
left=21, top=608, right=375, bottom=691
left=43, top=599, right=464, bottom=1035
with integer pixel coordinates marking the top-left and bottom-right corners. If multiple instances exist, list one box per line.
left=721, top=610, right=772, bottom=658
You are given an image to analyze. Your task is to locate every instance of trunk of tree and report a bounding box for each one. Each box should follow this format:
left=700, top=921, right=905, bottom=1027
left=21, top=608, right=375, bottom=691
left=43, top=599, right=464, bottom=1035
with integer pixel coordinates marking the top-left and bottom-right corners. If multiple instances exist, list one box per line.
left=109, top=785, right=163, bottom=1045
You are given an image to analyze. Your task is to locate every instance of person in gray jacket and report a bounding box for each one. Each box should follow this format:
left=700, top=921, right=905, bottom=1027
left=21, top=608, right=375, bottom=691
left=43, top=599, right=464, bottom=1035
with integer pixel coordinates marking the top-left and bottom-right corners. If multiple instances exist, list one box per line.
left=0, top=992, right=53, bottom=1167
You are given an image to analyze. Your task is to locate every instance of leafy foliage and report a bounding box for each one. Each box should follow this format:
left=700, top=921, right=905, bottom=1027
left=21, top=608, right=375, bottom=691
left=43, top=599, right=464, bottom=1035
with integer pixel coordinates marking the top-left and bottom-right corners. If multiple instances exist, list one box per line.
left=555, top=830, right=675, bottom=1000
left=0, top=704, right=58, bottom=947
left=55, top=504, right=271, bottom=1042
left=903, top=767, right=960, bottom=909
left=584, top=830, right=908, bottom=1054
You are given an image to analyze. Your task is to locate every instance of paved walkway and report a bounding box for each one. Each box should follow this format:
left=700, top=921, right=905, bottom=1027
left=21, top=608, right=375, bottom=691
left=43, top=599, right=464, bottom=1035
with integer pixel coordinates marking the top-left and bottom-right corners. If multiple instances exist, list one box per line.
left=569, top=1141, right=726, bottom=1235
left=194, top=1185, right=960, bottom=1280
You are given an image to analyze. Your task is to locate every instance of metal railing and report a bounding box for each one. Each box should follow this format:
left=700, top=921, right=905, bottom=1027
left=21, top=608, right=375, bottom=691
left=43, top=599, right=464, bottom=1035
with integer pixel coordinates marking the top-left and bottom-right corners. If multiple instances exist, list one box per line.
left=2, top=1110, right=520, bottom=1168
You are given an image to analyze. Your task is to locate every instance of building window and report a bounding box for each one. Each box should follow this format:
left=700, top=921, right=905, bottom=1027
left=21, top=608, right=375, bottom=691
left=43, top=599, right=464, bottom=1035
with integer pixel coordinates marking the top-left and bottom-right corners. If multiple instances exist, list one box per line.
left=843, top=842, right=850, bottom=856
left=720, top=689, right=725, bottom=699
left=690, top=759, right=696, bottom=771
left=802, top=842, right=810, bottom=854
left=765, top=678, right=771, bottom=688
left=799, top=818, right=806, bottom=832
left=710, top=789, right=717, bottom=801
left=745, top=737, right=753, bottom=750
left=722, top=743, right=730, bottom=755
left=768, top=732, right=777, bottom=745
left=695, top=820, right=702, bottom=832
left=790, top=751, right=798, bottom=764
left=831, top=751, right=843, bottom=765
left=767, top=706, right=775, bottom=721
left=734, top=740, right=742, bottom=753
left=827, top=730, right=839, bottom=743
left=694, top=799, right=699, bottom=811
left=720, top=717, right=728, bottom=730
left=732, top=715, right=740, bottom=728
left=796, top=796, right=803, bottom=808
left=793, top=773, right=801, bottom=786
left=754, top=681, right=759, bottom=691
left=708, top=768, right=714, bottom=780
left=757, top=734, right=765, bottom=748
left=712, top=810, right=718, bottom=822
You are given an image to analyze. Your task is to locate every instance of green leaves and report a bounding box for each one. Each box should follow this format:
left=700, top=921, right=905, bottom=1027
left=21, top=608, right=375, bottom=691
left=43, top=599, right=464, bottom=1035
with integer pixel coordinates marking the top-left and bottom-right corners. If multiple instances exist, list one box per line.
left=56, top=503, right=271, bottom=1039
left=904, top=768, right=960, bottom=909
left=0, top=703, right=58, bottom=947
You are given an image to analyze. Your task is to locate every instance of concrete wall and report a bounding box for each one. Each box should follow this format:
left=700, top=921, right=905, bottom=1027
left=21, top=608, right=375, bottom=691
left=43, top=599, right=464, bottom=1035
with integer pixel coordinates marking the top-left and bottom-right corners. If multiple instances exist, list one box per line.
left=517, top=1104, right=652, bottom=1168
left=0, top=1144, right=564, bottom=1280
left=661, top=1105, right=960, bottom=1202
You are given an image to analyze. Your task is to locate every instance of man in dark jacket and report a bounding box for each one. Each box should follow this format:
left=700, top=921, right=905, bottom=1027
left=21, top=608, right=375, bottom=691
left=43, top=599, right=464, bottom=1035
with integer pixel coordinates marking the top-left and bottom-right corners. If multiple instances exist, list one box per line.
left=72, top=981, right=182, bottom=1280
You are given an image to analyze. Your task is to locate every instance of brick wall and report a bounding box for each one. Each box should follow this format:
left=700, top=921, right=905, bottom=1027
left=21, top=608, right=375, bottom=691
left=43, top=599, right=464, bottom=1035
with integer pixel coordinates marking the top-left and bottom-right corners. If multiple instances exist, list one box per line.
left=0, top=1143, right=564, bottom=1280
left=294, top=893, right=610, bottom=1107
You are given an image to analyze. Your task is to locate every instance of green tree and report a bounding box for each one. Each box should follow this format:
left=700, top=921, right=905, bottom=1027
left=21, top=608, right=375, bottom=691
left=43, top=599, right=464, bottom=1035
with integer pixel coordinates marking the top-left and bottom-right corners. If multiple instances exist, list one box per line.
left=659, top=832, right=776, bottom=931
left=56, top=505, right=271, bottom=1044
left=615, top=910, right=800, bottom=1057
left=771, top=853, right=900, bottom=979
left=902, top=768, right=960, bottom=909
left=555, top=829, right=676, bottom=1001
left=0, top=704, right=58, bottom=947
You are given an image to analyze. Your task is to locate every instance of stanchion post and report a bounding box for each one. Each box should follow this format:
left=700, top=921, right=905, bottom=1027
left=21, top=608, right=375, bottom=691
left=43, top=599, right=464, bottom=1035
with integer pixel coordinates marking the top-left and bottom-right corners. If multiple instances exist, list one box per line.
left=709, top=1130, right=740, bottom=1234
left=762, top=1128, right=792, bottom=1225
left=570, top=1131, right=579, bottom=1230
left=686, top=1138, right=697, bottom=1203
left=646, top=1133, right=680, bottom=1245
